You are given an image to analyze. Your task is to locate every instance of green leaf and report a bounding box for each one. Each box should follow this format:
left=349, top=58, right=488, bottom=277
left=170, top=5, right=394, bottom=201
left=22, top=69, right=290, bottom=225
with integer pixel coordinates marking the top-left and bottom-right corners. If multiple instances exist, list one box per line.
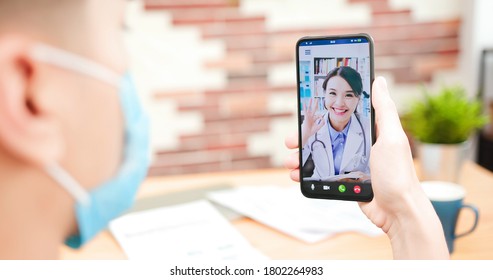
left=402, top=85, right=489, bottom=144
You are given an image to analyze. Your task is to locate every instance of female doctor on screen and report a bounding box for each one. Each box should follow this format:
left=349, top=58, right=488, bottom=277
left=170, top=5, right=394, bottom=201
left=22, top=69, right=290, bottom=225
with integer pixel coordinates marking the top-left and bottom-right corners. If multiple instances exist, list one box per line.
left=301, top=66, right=371, bottom=182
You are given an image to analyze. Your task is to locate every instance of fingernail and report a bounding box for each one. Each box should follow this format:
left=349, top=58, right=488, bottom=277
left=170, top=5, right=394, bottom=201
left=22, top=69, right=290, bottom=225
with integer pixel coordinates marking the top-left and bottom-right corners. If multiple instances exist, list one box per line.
left=377, top=76, right=387, bottom=88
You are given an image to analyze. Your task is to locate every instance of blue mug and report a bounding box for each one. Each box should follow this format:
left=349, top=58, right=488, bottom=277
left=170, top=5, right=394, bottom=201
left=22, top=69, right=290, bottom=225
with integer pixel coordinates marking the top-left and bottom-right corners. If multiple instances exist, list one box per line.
left=421, top=181, right=479, bottom=253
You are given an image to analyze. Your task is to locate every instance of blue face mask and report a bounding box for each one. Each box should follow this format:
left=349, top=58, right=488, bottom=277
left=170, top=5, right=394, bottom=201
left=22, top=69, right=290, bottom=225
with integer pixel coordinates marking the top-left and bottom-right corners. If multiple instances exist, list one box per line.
left=31, top=44, right=151, bottom=248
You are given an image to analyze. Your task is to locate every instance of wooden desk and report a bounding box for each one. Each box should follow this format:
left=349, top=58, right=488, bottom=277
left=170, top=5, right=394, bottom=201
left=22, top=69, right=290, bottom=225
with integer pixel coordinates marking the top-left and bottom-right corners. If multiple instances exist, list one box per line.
left=60, top=161, right=493, bottom=259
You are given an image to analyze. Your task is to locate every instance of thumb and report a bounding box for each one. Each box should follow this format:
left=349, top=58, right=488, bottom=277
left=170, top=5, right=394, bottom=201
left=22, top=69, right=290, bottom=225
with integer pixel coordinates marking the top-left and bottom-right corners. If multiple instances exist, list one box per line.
left=372, top=77, right=402, bottom=136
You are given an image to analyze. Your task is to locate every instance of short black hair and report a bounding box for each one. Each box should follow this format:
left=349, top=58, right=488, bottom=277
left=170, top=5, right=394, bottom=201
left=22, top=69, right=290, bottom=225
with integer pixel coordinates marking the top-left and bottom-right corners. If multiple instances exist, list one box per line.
left=322, top=66, right=363, bottom=97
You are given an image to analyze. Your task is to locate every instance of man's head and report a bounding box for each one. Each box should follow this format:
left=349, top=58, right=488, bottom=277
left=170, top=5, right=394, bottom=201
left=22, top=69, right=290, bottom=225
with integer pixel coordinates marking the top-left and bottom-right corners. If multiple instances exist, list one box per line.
left=0, top=0, right=131, bottom=257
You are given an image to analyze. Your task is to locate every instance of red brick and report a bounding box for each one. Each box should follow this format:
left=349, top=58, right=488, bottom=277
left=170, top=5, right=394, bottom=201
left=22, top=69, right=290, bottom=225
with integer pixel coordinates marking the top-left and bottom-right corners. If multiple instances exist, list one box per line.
left=152, top=147, right=245, bottom=168
left=149, top=153, right=271, bottom=176
left=249, top=51, right=293, bottom=65
left=144, top=0, right=236, bottom=10
left=374, top=55, right=413, bottom=72
left=178, top=105, right=277, bottom=128
left=204, top=109, right=289, bottom=123
left=372, top=12, right=413, bottom=27
left=146, top=166, right=176, bottom=176
left=177, top=96, right=220, bottom=112
left=206, top=142, right=246, bottom=151
left=155, top=145, right=246, bottom=158
left=164, top=7, right=237, bottom=21
left=149, top=145, right=273, bottom=176
left=165, top=6, right=263, bottom=26
left=224, top=35, right=268, bottom=51
left=372, top=8, right=411, bottom=16
left=268, top=36, right=299, bottom=58
left=218, top=94, right=268, bottom=116
left=204, top=52, right=253, bottom=71
left=203, top=112, right=292, bottom=130
left=268, top=20, right=460, bottom=42
left=229, top=157, right=272, bottom=171
left=147, top=155, right=272, bottom=176
left=153, top=91, right=203, bottom=102
left=180, top=132, right=249, bottom=151
left=204, top=84, right=295, bottom=96
left=174, top=14, right=265, bottom=26
left=374, top=21, right=461, bottom=41
left=200, top=118, right=269, bottom=135
left=412, top=54, right=458, bottom=76
left=148, top=161, right=221, bottom=176
left=227, top=66, right=268, bottom=82
left=348, top=0, right=391, bottom=13
left=225, top=79, right=275, bottom=92
left=375, top=38, right=459, bottom=56
left=202, top=21, right=266, bottom=38
left=390, top=67, right=429, bottom=84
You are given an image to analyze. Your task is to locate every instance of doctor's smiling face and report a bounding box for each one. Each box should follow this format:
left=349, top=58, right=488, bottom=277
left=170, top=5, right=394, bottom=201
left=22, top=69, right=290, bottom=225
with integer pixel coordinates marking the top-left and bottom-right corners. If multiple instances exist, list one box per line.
left=322, top=66, right=363, bottom=132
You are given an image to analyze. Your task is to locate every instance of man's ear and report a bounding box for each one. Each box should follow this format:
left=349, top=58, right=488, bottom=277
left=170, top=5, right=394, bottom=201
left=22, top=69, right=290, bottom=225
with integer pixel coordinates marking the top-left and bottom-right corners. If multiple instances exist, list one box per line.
left=0, top=36, right=63, bottom=166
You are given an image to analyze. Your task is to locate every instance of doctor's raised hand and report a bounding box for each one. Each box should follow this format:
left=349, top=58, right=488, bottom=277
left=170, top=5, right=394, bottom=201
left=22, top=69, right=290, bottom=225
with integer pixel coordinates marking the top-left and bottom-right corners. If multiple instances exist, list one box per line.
left=285, top=77, right=449, bottom=259
left=301, top=98, right=324, bottom=148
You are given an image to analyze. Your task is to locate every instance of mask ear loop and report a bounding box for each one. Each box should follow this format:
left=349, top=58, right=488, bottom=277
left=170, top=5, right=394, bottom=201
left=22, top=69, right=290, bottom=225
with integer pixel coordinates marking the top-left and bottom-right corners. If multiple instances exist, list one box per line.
left=30, top=43, right=122, bottom=205
left=30, top=44, right=120, bottom=87
left=44, top=163, right=90, bottom=206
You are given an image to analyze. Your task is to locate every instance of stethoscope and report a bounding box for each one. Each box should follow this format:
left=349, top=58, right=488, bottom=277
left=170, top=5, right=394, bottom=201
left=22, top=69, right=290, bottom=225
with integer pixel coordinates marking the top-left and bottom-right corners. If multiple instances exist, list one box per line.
left=310, top=112, right=368, bottom=173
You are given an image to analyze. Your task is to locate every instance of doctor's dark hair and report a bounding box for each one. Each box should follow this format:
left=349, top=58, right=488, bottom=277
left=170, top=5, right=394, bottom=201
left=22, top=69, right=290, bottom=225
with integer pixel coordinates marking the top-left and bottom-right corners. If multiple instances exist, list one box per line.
left=322, top=66, right=365, bottom=97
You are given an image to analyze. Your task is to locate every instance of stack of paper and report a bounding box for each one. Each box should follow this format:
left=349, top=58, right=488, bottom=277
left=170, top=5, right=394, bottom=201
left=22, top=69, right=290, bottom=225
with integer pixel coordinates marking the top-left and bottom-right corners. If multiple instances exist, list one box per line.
left=109, top=200, right=264, bottom=260
left=208, top=185, right=383, bottom=243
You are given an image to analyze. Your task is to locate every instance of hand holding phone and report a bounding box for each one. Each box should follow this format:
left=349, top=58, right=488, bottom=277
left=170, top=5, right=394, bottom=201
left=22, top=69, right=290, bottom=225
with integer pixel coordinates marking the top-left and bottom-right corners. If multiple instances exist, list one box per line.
left=296, top=34, right=375, bottom=202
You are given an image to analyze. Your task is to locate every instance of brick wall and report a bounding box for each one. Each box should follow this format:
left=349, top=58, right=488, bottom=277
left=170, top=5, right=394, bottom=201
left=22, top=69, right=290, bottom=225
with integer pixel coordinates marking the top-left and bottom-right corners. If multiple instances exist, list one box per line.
left=126, top=0, right=461, bottom=176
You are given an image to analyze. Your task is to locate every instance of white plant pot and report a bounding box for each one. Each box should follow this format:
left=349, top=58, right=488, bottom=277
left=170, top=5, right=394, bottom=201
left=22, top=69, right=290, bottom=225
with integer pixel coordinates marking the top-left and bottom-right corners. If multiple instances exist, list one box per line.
left=418, top=141, right=470, bottom=183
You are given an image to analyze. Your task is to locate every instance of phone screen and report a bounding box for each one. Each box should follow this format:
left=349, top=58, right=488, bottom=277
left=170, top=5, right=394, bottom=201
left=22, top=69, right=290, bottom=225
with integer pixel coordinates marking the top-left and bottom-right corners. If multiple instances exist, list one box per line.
left=296, top=34, right=374, bottom=202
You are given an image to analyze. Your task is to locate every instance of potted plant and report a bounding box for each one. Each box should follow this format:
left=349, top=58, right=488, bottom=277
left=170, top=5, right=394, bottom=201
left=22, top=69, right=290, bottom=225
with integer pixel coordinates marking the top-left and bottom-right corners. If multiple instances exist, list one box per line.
left=403, top=85, right=488, bottom=182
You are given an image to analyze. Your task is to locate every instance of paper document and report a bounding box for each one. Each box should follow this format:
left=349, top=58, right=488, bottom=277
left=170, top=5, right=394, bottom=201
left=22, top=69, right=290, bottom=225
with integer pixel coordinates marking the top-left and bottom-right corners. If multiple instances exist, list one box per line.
left=109, top=200, right=264, bottom=260
left=208, top=185, right=383, bottom=243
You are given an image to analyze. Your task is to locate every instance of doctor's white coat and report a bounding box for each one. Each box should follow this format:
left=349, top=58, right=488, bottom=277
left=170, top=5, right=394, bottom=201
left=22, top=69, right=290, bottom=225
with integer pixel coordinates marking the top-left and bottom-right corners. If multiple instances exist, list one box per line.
left=302, top=113, right=371, bottom=181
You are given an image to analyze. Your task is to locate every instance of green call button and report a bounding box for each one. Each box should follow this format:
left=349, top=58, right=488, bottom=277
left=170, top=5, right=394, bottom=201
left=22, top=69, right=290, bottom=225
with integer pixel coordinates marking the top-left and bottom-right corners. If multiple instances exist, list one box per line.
left=338, top=184, right=346, bottom=193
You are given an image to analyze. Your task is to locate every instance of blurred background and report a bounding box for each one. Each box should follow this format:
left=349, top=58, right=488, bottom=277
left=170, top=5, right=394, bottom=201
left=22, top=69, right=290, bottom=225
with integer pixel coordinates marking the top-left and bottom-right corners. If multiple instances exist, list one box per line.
left=122, top=0, right=493, bottom=177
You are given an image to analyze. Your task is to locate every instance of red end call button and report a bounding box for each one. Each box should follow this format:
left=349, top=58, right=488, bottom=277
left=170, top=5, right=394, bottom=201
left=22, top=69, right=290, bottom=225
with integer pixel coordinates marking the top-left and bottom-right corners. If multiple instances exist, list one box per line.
left=353, top=185, right=361, bottom=194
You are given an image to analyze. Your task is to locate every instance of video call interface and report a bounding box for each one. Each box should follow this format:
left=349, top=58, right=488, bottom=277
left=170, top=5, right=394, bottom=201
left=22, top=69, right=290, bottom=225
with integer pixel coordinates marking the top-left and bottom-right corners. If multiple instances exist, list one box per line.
left=298, top=38, right=372, bottom=194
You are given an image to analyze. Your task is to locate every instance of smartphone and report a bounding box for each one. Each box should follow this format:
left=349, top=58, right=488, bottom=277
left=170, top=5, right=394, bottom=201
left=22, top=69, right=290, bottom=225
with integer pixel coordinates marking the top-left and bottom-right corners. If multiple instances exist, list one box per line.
left=296, top=34, right=375, bottom=202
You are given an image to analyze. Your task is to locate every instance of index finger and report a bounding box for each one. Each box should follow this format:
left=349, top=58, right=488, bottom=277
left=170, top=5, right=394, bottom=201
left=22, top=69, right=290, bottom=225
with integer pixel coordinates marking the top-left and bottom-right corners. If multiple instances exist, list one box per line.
left=285, top=133, right=298, bottom=149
